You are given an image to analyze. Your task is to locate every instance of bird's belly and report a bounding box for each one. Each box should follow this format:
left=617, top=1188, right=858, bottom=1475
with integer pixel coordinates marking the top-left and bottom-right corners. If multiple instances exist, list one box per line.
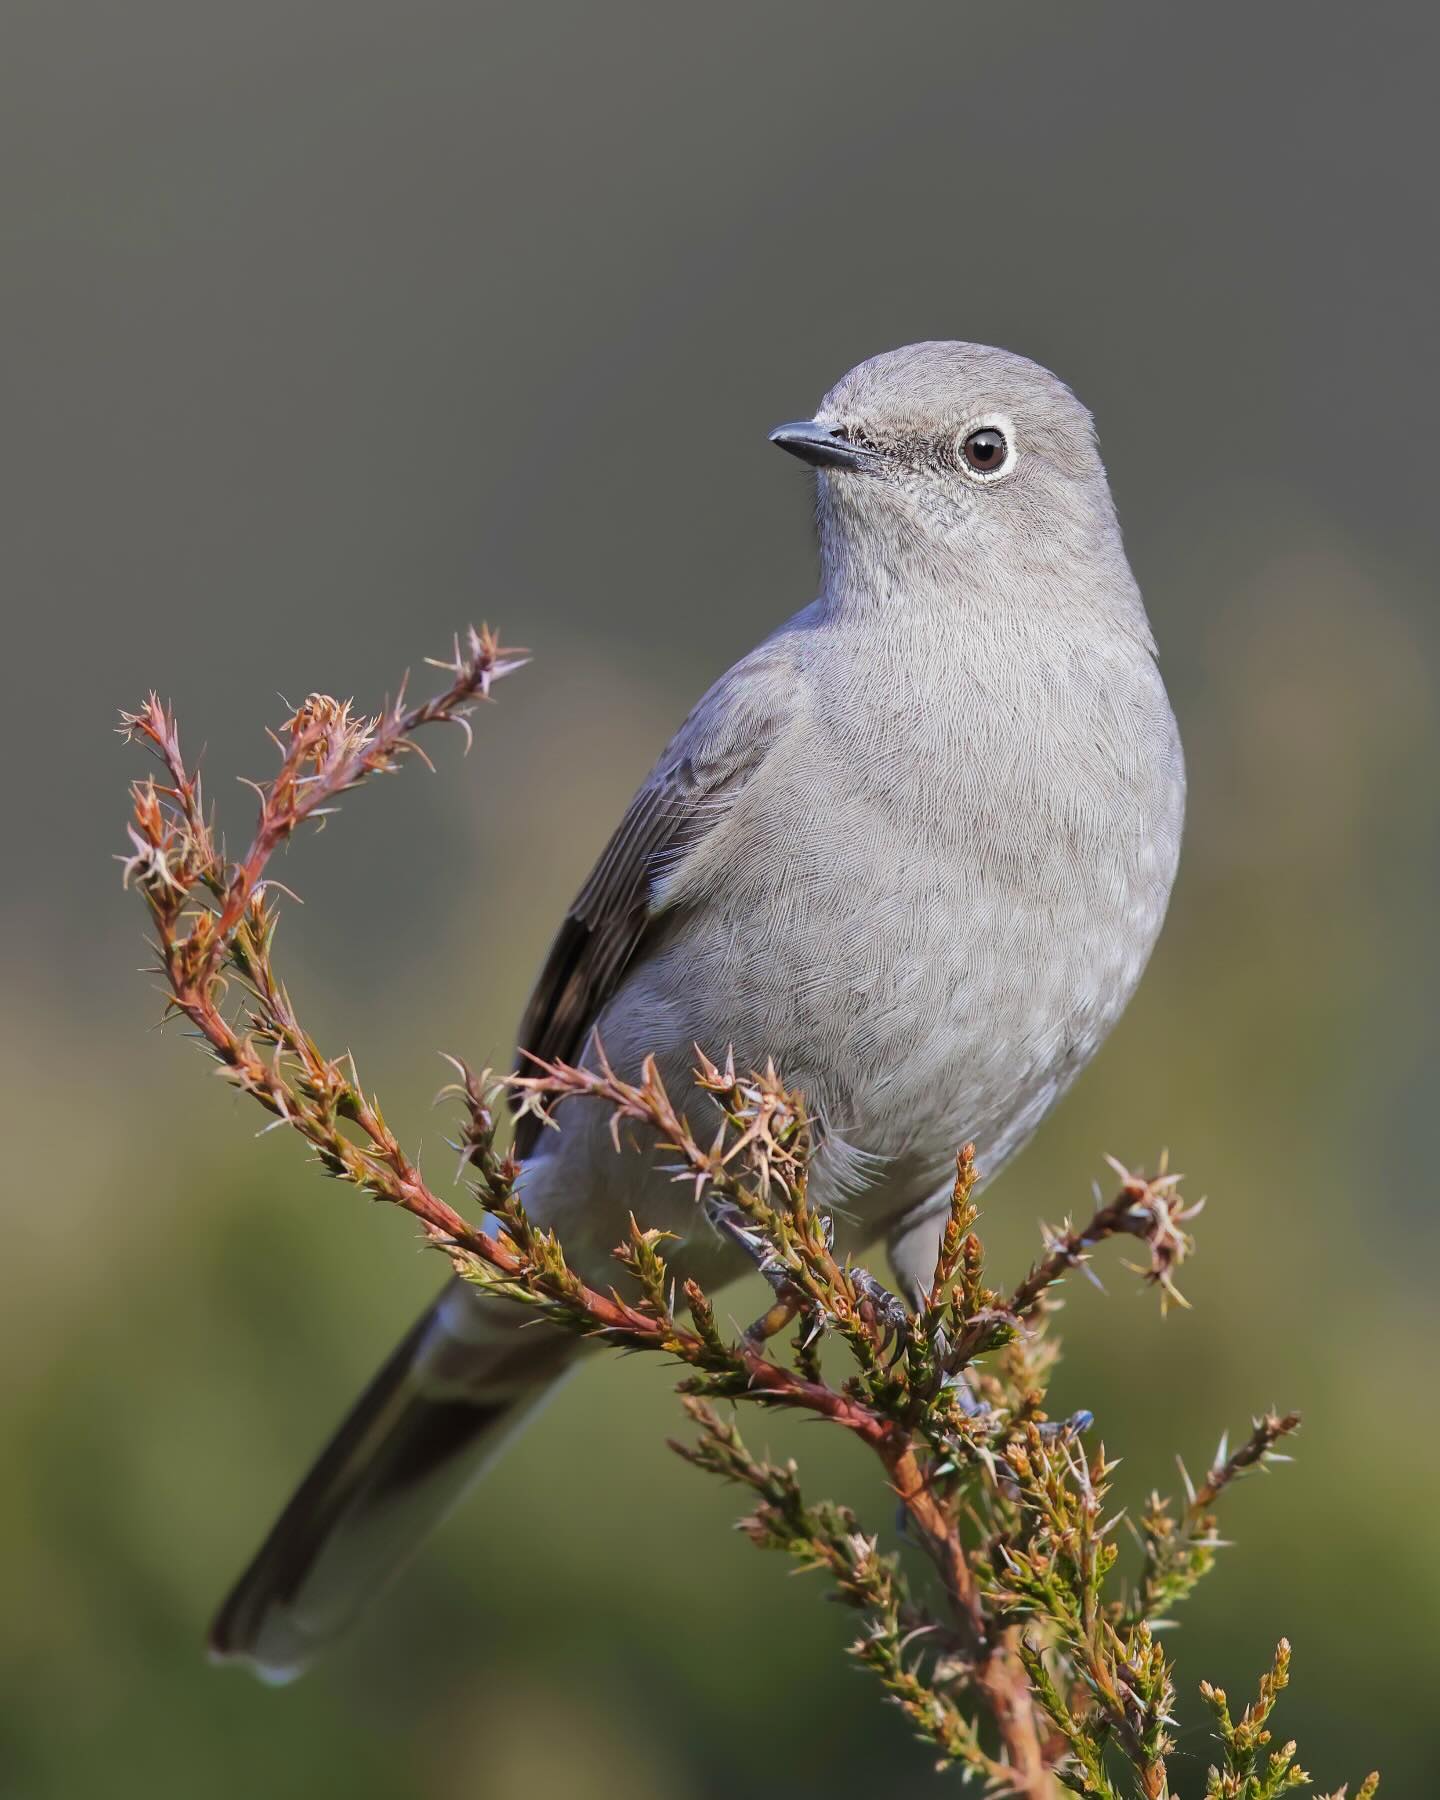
left=633, top=825, right=1168, bottom=1226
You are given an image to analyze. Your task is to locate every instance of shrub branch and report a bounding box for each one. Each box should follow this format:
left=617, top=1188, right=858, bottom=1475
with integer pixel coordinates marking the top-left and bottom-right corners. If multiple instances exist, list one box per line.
left=119, top=626, right=1376, bottom=1799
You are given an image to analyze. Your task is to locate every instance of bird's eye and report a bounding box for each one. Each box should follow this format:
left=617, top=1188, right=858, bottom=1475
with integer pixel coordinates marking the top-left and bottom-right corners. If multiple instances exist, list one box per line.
left=961, top=427, right=1009, bottom=476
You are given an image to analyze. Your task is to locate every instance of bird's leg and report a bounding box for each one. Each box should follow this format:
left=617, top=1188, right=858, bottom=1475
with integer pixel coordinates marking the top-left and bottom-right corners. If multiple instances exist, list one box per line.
left=705, top=1197, right=785, bottom=1285
left=704, top=1198, right=821, bottom=1348
left=743, top=1291, right=802, bottom=1346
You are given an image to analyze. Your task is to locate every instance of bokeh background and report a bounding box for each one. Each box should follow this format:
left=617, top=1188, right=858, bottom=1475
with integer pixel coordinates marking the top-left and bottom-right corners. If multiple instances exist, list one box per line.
left=4, top=4, right=1437, bottom=1795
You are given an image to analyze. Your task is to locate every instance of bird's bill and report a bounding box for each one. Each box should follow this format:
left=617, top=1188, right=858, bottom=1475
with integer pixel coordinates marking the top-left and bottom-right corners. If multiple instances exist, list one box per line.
left=768, top=419, right=887, bottom=472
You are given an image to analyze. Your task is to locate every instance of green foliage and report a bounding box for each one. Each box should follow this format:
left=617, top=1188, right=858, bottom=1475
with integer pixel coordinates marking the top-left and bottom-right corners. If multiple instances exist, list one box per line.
left=1200, top=1643, right=1379, bottom=1800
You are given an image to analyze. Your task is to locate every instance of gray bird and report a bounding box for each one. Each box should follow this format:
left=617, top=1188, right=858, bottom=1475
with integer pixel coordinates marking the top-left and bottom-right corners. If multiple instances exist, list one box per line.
left=211, top=341, right=1185, bottom=1680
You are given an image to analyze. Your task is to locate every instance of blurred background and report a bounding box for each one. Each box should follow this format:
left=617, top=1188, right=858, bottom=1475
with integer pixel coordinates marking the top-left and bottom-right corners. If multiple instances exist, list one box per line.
left=3, top=3, right=1436, bottom=1794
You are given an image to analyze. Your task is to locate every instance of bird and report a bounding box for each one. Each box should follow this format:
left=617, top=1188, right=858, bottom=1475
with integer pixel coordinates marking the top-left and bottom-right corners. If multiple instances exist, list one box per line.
left=210, top=340, right=1185, bottom=1681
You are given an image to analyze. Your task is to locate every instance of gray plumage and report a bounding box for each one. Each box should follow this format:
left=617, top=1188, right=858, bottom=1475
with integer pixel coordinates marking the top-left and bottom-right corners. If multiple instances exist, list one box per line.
left=211, top=341, right=1184, bottom=1679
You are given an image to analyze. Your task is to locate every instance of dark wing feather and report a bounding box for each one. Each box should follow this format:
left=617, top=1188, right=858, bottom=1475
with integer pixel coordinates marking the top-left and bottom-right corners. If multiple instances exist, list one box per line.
left=513, top=784, right=690, bottom=1083
left=510, top=651, right=790, bottom=1156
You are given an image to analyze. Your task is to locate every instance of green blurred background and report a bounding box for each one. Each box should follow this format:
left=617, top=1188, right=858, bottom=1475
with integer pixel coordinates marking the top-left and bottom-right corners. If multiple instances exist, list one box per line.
left=3, top=3, right=1437, bottom=1794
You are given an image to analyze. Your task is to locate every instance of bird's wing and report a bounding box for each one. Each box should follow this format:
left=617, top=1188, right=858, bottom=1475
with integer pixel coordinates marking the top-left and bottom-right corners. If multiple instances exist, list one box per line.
left=510, top=634, right=800, bottom=1155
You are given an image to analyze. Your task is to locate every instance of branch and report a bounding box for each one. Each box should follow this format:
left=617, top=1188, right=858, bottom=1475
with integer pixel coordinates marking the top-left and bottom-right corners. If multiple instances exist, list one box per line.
left=118, top=628, right=1376, bottom=1799
left=1008, top=1154, right=1202, bottom=1322
left=1121, top=1411, right=1303, bottom=1631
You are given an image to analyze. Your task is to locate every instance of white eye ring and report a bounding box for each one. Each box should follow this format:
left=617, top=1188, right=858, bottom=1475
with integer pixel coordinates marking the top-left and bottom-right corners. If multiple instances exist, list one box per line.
left=956, top=414, right=1016, bottom=483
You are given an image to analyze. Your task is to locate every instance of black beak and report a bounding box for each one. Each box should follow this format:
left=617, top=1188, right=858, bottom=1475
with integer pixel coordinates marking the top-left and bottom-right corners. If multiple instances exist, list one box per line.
left=768, top=419, right=885, bottom=472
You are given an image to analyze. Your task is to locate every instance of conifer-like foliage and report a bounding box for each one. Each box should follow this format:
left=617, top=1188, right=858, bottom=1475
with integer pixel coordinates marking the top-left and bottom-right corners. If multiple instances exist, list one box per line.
left=119, top=627, right=1378, bottom=1799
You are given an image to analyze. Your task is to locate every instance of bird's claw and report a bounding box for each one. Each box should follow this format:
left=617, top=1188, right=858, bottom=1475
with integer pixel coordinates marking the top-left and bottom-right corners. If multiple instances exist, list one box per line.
left=1036, top=1409, right=1095, bottom=1443
left=850, top=1264, right=912, bottom=1359
left=705, top=1199, right=824, bottom=1348
left=705, top=1199, right=789, bottom=1295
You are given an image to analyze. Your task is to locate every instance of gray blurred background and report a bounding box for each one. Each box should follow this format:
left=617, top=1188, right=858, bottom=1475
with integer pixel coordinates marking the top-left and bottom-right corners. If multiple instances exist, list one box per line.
left=3, top=3, right=1437, bottom=1795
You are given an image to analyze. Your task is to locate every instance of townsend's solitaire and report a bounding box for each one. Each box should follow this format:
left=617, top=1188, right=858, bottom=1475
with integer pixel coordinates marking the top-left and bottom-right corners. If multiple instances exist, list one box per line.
left=211, top=341, right=1185, bottom=1679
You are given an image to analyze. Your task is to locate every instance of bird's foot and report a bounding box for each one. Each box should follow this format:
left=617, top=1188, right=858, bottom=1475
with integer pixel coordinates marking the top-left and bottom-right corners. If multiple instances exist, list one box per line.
left=705, top=1199, right=788, bottom=1292
left=940, top=1368, right=1092, bottom=1440
left=1036, top=1408, right=1095, bottom=1443
left=705, top=1198, right=826, bottom=1350
left=849, top=1264, right=912, bottom=1361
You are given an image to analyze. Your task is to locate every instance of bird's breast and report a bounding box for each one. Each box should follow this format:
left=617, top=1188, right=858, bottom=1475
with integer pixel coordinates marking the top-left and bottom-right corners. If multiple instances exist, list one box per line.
left=687, top=620, right=1183, bottom=1191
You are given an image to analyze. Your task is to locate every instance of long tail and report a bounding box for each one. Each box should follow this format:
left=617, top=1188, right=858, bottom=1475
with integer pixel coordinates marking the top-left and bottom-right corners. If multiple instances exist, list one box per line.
left=208, top=1279, right=578, bottom=1682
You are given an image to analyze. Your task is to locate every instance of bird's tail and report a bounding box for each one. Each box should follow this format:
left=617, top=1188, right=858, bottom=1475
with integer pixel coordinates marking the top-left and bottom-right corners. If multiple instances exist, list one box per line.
left=208, top=1279, right=578, bottom=1682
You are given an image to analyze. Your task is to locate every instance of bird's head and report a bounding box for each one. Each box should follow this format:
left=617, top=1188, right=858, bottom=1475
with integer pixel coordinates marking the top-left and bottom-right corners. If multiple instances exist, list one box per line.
left=771, top=341, right=1123, bottom=600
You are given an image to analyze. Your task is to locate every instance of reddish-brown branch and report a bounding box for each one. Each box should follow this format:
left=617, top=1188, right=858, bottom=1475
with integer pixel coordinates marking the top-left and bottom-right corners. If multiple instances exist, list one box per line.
left=154, top=921, right=891, bottom=1440
left=124, top=634, right=1298, bottom=1797
left=1190, top=1410, right=1302, bottom=1512
left=116, top=633, right=1360, bottom=1796
left=1009, top=1157, right=1201, bottom=1321
left=124, top=626, right=524, bottom=995
left=121, top=636, right=897, bottom=1444
left=885, top=1439, right=1052, bottom=1796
